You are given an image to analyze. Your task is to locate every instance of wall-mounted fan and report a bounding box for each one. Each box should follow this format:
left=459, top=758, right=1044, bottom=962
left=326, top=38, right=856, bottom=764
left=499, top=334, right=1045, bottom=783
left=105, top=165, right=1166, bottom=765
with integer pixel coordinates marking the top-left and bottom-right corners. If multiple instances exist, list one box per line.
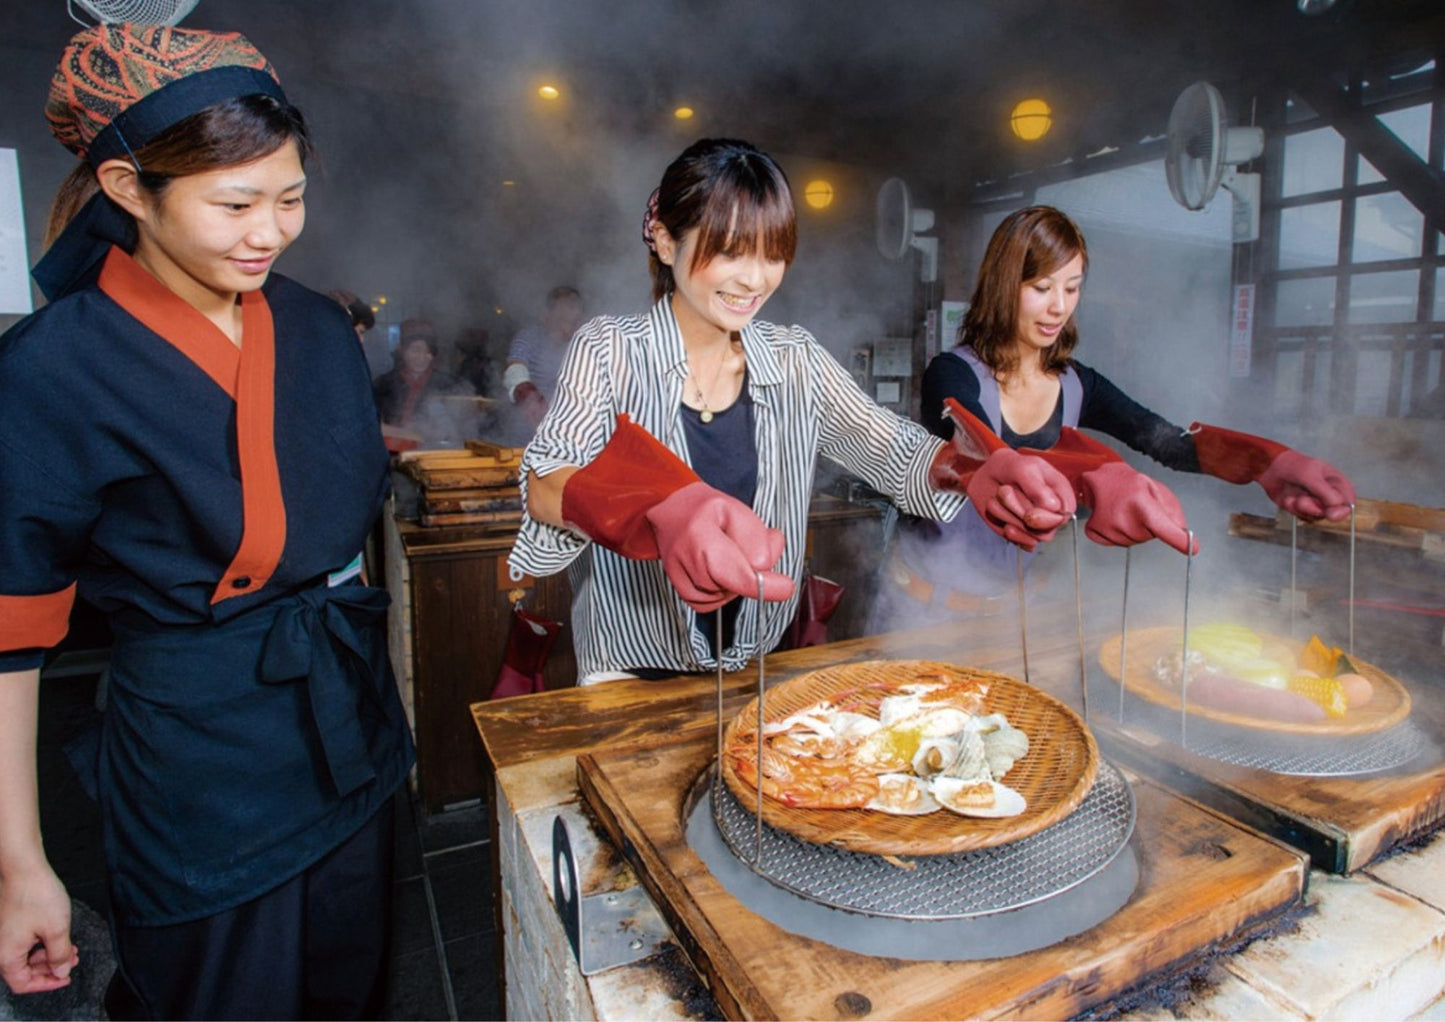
left=68, top=0, right=198, bottom=25
left=875, top=177, right=938, bottom=282
left=1165, top=81, right=1265, bottom=242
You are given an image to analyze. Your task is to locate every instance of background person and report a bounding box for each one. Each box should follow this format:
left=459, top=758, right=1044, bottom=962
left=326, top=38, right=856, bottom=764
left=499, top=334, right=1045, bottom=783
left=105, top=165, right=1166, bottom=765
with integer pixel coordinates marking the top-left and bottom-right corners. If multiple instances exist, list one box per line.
left=504, top=285, right=583, bottom=428
left=372, top=316, right=474, bottom=448
left=0, top=25, right=412, bottom=1018
left=880, top=205, right=1355, bottom=626
left=509, top=138, right=1080, bottom=684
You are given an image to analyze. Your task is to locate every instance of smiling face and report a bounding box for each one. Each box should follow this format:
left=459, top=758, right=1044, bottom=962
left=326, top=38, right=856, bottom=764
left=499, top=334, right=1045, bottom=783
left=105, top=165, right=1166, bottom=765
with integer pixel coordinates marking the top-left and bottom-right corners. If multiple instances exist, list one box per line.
left=657, top=223, right=786, bottom=343
left=129, top=141, right=306, bottom=312
left=1013, top=252, right=1085, bottom=355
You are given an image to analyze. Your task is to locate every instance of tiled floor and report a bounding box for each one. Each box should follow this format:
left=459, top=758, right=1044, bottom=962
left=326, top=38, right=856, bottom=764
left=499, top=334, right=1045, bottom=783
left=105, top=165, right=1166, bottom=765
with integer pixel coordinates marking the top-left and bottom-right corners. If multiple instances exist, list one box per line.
left=3, top=666, right=501, bottom=1022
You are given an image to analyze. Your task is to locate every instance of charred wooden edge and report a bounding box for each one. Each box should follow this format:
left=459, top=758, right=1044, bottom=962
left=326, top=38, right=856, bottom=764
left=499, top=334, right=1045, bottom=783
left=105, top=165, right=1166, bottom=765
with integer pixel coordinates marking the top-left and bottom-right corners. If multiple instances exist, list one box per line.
left=1094, top=724, right=1343, bottom=876
left=577, top=746, right=770, bottom=1021
left=1072, top=900, right=1315, bottom=1021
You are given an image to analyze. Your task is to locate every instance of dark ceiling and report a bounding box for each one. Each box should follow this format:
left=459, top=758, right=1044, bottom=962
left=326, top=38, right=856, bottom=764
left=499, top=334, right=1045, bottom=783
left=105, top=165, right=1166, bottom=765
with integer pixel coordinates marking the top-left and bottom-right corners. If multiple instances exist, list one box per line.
left=270, top=0, right=1444, bottom=186
left=8, top=0, right=1441, bottom=320
left=14, top=0, right=1444, bottom=190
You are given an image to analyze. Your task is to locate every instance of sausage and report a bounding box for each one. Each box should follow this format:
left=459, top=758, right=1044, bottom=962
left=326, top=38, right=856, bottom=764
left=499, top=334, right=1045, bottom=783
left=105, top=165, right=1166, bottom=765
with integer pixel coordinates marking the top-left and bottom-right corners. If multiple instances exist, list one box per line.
left=1182, top=670, right=1328, bottom=723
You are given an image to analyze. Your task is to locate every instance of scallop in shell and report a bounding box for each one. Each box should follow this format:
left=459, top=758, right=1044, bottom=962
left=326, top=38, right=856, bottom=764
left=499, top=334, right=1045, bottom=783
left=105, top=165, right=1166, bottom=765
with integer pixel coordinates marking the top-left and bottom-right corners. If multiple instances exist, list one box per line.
left=866, top=773, right=940, bottom=815
left=930, top=777, right=1027, bottom=818
left=940, top=728, right=990, bottom=781
left=911, top=735, right=961, bottom=778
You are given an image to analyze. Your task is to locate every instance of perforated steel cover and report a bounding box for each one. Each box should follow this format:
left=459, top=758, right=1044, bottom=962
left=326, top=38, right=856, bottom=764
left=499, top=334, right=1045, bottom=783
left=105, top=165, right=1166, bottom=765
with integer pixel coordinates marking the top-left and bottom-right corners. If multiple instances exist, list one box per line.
left=1183, top=718, right=1434, bottom=776
left=707, top=759, right=1135, bottom=920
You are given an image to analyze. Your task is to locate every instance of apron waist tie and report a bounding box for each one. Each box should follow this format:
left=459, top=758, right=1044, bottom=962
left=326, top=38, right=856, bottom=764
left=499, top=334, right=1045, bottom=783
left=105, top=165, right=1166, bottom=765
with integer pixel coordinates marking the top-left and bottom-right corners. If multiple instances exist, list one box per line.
left=258, top=585, right=391, bottom=797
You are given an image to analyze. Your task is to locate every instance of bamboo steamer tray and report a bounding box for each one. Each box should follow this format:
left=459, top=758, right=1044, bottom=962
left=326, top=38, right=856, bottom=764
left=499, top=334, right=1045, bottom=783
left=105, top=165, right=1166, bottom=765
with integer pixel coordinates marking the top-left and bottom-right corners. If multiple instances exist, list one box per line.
left=1098, top=627, right=1411, bottom=736
left=719, top=660, right=1099, bottom=856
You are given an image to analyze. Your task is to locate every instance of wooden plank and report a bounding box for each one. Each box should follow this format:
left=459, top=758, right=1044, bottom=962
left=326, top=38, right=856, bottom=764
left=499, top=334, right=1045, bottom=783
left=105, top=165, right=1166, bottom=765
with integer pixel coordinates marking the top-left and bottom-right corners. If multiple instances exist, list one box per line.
left=421, top=487, right=521, bottom=514
left=465, top=439, right=523, bottom=462
left=410, top=465, right=523, bottom=490
left=577, top=732, right=1306, bottom=1020
left=418, top=509, right=524, bottom=529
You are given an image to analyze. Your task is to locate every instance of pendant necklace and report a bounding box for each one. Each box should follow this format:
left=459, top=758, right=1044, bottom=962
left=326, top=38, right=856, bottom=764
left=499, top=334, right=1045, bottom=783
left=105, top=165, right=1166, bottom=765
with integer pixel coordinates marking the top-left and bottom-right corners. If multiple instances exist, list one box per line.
left=690, top=343, right=732, bottom=424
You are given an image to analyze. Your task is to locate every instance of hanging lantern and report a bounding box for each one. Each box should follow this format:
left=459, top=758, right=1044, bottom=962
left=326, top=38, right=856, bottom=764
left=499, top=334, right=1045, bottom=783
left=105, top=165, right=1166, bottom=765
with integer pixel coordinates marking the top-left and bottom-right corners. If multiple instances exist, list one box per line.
left=1010, top=98, right=1053, bottom=141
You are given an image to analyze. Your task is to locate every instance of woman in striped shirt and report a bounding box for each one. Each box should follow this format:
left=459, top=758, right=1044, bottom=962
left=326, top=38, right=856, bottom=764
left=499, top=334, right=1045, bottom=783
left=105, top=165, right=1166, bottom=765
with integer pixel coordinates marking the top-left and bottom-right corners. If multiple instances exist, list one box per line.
left=509, top=139, right=1084, bottom=683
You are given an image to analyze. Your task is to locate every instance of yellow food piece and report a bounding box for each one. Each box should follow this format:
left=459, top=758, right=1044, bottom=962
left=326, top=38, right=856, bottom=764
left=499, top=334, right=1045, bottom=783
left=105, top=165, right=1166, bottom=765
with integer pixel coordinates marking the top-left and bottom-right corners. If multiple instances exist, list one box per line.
left=1300, top=634, right=1339, bottom=677
left=1193, top=624, right=1264, bottom=670
left=1232, top=658, right=1290, bottom=689
left=1287, top=673, right=1348, bottom=717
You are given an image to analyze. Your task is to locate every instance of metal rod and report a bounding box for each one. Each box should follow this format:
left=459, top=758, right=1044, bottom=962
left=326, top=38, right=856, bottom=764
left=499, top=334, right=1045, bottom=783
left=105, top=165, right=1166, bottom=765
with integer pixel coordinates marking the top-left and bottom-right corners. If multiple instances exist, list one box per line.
left=1017, top=548, right=1031, bottom=685
left=1071, top=518, right=1088, bottom=725
left=1180, top=529, right=1195, bottom=750
left=1118, top=547, right=1131, bottom=723
left=715, top=612, right=724, bottom=794
left=1290, top=515, right=1298, bottom=638
left=1349, top=504, right=1357, bottom=656
left=754, top=572, right=766, bottom=866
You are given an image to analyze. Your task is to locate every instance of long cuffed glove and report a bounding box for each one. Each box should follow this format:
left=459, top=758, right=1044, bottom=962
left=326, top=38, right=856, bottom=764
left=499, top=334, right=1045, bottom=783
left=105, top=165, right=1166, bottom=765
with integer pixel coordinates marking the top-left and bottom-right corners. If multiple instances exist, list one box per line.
left=560, top=415, right=794, bottom=611
left=929, top=399, right=1075, bottom=552
left=1189, top=423, right=1355, bottom=522
left=1020, top=428, right=1196, bottom=554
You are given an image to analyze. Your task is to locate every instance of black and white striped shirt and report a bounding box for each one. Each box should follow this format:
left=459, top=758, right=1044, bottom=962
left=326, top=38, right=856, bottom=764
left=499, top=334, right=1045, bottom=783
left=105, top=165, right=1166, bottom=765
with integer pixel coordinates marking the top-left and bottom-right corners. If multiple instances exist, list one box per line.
left=508, top=298, right=964, bottom=681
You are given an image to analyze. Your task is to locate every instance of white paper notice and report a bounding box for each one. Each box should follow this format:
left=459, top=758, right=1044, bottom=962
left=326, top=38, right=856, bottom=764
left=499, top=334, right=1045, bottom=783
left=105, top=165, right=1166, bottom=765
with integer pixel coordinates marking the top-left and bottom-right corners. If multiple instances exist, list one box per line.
left=1228, top=283, right=1254, bottom=379
left=0, top=149, right=32, bottom=315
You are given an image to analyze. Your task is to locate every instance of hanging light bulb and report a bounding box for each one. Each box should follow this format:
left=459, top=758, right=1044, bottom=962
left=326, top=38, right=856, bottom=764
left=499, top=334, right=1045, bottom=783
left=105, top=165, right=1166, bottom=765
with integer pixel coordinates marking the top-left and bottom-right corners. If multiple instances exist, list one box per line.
left=1010, top=98, right=1053, bottom=141
left=803, top=180, right=835, bottom=210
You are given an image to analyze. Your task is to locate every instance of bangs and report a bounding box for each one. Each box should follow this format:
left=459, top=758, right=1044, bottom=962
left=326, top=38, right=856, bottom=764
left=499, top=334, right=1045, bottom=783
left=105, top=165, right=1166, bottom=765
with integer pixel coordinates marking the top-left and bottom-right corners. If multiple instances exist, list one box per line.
left=1023, top=220, right=1087, bottom=281
left=688, top=166, right=797, bottom=272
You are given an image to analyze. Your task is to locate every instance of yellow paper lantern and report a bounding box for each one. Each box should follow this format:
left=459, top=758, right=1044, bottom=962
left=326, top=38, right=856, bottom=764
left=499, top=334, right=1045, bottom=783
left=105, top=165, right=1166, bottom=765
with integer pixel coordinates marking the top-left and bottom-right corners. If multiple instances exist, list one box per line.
left=538, top=84, right=560, bottom=101
left=674, top=106, right=695, bottom=120
left=804, top=179, right=835, bottom=210
left=1010, top=98, right=1053, bottom=141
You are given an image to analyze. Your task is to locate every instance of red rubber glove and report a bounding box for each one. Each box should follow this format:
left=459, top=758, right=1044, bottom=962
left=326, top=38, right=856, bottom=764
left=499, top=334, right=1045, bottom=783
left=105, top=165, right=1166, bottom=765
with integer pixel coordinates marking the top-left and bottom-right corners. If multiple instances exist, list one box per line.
left=929, top=399, right=1074, bottom=552
left=560, top=416, right=793, bottom=611
left=1190, top=423, right=1355, bottom=522
left=1021, top=428, right=1197, bottom=554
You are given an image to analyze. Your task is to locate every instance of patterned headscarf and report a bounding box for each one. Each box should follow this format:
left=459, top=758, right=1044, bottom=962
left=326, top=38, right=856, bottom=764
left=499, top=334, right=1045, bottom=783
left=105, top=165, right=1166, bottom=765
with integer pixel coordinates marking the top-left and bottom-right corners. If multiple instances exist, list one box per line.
left=46, top=24, right=281, bottom=165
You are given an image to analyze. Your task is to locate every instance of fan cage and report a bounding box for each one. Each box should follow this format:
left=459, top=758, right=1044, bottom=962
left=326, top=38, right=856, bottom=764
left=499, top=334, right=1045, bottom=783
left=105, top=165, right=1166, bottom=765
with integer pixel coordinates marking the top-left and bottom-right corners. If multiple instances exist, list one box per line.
left=1166, top=82, right=1226, bottom=210
left=70, top=0, right=199, bottom=26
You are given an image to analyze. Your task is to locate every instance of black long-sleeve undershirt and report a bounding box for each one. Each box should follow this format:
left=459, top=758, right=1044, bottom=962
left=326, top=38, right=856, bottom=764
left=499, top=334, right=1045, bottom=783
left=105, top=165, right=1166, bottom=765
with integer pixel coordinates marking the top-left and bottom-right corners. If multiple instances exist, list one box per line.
left=920, top=353, right=1201, bottom=473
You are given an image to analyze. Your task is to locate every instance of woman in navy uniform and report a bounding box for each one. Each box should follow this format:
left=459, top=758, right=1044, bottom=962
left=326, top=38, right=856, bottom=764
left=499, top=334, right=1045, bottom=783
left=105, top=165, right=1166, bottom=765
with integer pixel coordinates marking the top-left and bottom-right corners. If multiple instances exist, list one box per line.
left=0, top=25, right=412, bottom=1019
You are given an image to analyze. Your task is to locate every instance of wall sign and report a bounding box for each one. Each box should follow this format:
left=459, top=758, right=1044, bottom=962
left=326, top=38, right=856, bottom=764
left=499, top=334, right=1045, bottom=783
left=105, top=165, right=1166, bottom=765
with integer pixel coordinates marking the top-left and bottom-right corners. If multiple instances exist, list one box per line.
left=1229, top=283, right=1254, bottom=379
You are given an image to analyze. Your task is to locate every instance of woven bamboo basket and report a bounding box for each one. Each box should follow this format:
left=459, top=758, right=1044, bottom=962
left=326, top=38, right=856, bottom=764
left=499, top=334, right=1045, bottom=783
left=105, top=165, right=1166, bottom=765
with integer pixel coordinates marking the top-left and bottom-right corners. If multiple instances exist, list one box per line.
left=1098, top=627, right=1411, bottom=736
left=719, top=660, right=1098, bottom=856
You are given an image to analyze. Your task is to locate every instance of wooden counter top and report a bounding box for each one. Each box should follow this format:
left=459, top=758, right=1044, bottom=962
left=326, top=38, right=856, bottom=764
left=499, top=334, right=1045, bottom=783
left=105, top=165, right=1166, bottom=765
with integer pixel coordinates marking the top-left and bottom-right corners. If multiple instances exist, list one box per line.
left=472, top=611, right=1445, bottom=1020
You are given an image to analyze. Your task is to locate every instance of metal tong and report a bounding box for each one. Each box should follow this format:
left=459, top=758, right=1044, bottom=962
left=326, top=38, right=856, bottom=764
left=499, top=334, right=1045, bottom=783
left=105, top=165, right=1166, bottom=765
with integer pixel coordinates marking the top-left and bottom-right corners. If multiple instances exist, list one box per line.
left=1014, top=518, right=1091, bottom=726
left=711, top=572, right=770, bottom=867
left=1288, top=505, right=1357, bottom=655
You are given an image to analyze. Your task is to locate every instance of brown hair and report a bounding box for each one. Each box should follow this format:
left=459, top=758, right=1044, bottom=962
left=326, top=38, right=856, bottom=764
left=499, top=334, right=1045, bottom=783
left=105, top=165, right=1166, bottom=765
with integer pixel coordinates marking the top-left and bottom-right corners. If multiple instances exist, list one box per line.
left=960, top=205, right=1088, bottom=378
left=44, top=93, right=313, bottom=248
left=649, top=138, right=797, bottom=302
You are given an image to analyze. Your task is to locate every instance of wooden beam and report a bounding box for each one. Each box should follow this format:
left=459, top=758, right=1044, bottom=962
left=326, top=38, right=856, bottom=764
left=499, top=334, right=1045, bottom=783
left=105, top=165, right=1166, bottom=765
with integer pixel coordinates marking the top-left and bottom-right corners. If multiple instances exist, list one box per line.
left=1289, top=74, right=1445, bottom=237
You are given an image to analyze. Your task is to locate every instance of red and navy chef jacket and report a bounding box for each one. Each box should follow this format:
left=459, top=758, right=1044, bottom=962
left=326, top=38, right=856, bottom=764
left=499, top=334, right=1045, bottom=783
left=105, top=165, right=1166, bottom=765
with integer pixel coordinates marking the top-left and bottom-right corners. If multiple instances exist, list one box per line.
left=0, top=246, right=414, bottom=925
